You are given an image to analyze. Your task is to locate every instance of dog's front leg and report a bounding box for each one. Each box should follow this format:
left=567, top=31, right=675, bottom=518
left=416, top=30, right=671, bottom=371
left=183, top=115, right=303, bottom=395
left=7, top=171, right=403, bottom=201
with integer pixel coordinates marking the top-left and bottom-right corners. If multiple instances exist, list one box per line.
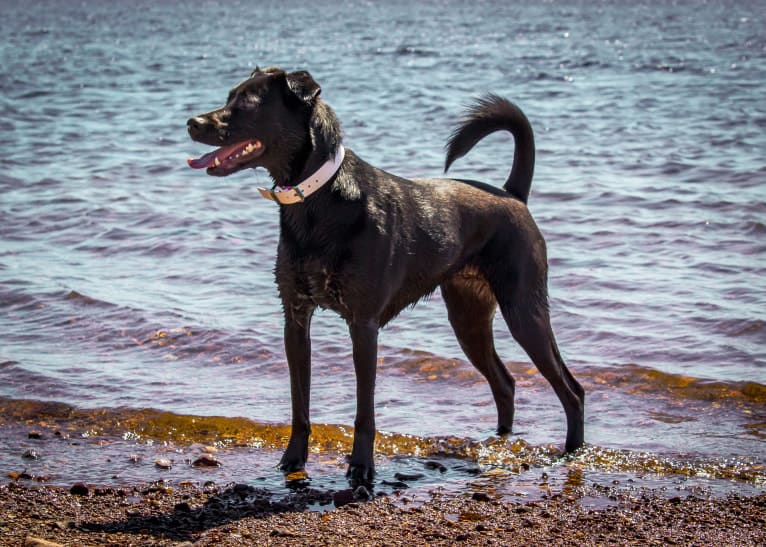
left=347, top=319, right=379, bottom=486
left=278, top=303, right=315, bottom=474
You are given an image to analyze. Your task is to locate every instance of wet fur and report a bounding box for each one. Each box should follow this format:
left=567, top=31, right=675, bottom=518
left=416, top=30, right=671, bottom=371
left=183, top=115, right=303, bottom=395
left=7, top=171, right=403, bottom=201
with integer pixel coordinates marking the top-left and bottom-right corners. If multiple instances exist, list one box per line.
left=188, top=67, right=585, bottom=486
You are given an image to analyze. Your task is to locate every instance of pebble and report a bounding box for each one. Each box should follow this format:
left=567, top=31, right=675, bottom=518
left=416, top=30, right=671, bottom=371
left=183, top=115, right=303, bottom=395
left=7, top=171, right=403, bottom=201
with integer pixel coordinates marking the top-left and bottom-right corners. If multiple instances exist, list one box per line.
left=472, top=492, right=492, bottom=502
left=424, top=461, right=447, bottom=473
left=192, top=454, right=221, bottom=468
left=11, top=471, right=33, bottom=481
left=155, top=458, right=172, bottom=470
left=24, top=538, right=63, bottom=547
left=332, top=489, right=355, bottom=508
left=270, top=527, right=299, bottom=538
left=22, top=449, right=39, bottom=460
left=482, top=468, right=510, bottom=477
left=394, top=472, right=425, bottom=482
left=69, top=483, right=89, bottom=496
left=381, top=480, right=409, bottom=489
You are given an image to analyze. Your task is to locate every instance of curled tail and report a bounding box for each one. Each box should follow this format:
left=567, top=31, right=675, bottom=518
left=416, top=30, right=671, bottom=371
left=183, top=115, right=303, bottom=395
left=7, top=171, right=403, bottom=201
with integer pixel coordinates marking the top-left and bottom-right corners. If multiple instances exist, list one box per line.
left=444, top=94, right=535, bottom=204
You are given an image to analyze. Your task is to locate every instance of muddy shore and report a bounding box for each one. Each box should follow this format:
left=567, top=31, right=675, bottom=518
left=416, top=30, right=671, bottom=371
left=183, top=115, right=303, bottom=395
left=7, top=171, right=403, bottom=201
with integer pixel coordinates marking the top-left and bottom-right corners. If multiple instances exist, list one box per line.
left=3, top=480, right=764, bottom=546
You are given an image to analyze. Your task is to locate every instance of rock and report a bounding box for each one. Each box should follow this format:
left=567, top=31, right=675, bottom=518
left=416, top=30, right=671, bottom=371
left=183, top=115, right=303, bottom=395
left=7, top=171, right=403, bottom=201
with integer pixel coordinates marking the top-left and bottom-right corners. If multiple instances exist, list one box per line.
left=69, top=483, right=89, bottom=496
left=270, top=527, right=298, bottom=538
left=394, top=472, right=425, bottom=482
left=24, top=538, right=64, bottom=547
left=381, top=480, right=409, bottom=489
left=27, top=432, right=43, bottom=440
left=424, top=461, right=447, bottom=473
left=472, top=492, right=492, bottom=502
left=154, top=458, right=172, bottom=470
left=192, top=454, right=221, bottom=467
left=332, top=489, right=355, bottom=508
left=22, top=449, right=39, bottom=460
left=233, top=483, right=253, bottom=499
left=233, top=483, right=252, bottom=494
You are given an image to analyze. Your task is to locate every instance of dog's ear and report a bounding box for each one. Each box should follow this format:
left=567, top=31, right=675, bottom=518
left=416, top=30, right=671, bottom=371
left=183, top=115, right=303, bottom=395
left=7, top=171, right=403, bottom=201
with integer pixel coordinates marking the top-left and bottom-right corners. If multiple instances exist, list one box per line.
left=285, top=71, right=321, bottom=103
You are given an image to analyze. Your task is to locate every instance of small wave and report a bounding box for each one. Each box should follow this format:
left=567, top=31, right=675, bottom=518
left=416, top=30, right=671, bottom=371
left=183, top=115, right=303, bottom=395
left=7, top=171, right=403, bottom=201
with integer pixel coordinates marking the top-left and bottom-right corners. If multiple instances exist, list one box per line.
left=0, top=288, right=39, bottom=310
left=585, top=364, right=766, bottom=404
left=743, top=221, right=766, bottom=236
left=65, top=289, right=114, bottom=308
left=708, top=317, right=765, bottom=339
left=392, top=45, right=439, bottom=57
left=13, top=90, right=54, bottom=100
left=380, top=350, right=483, bottom=386
left=380, top=349, right=766, bottom=405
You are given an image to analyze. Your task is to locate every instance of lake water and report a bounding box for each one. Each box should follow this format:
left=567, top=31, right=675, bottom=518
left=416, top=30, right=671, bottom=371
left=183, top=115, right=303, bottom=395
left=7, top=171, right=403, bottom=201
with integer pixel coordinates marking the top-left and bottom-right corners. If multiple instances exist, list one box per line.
left=1, top=0, right=764, bottom=502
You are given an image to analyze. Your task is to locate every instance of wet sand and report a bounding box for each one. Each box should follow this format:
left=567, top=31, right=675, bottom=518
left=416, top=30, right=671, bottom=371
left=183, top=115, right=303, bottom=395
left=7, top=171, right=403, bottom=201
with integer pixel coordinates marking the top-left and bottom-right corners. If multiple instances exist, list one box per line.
left=3, top=481, right=764, bottom=546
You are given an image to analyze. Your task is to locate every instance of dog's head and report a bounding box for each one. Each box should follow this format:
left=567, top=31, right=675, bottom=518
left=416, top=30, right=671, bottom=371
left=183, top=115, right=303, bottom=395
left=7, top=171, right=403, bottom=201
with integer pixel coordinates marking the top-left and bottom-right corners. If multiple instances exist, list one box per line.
left=187, top=67, right=332, bottom=178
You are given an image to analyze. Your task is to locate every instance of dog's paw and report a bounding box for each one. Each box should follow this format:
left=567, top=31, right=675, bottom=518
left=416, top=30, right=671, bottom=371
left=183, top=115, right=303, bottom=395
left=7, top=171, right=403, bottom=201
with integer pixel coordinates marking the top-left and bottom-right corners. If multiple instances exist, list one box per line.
left=346, top=462, right=375, bottom=488
left=278, top=460, right=306, bottom=474
left=278, top=436, right=309, bottom=473
left=278, top=453, right=307, bottom=474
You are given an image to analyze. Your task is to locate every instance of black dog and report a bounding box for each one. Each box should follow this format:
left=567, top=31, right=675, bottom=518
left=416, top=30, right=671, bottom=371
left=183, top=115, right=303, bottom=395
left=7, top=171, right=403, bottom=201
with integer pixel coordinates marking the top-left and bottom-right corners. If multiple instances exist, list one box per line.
left=187, top=67, right=584, bottom=485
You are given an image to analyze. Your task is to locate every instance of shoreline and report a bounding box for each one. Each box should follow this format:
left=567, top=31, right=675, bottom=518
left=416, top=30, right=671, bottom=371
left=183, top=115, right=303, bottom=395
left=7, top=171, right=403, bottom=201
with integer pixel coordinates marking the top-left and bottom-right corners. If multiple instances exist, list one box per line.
left=3, top=481, right=765, bottom=546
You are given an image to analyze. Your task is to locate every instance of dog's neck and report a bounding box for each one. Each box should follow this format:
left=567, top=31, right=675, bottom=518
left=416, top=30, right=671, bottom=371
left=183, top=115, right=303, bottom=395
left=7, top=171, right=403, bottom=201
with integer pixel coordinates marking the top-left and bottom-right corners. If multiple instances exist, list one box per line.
left=259, top=146, right=345, bottom=204
left=290, top=143, right=337, bottom=186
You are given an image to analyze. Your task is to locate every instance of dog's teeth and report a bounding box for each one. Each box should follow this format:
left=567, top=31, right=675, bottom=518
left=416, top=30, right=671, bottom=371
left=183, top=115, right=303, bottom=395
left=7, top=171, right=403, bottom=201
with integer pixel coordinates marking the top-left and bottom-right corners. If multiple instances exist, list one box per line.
left=214, top=157, right=221, bottom=167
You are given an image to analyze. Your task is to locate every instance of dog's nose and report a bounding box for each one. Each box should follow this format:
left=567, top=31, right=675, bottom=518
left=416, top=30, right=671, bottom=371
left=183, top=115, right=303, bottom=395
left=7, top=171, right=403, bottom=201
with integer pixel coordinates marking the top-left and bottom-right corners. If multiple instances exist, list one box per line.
left=187, top=116, right=206, bottom=137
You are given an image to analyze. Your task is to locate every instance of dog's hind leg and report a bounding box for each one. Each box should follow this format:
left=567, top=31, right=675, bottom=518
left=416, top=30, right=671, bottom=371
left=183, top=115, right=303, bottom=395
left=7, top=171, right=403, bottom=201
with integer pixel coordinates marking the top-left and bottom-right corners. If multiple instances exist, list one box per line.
left=441, top=270, right=516, bottom=435
left=495, top=279, right=585, bottom=453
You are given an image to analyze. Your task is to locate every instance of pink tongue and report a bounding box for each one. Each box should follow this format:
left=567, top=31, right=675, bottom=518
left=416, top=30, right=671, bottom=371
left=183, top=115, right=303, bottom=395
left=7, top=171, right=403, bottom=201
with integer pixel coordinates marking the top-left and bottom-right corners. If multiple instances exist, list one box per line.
left=187, top=150, right=219, bottom=169
left=187, top=141, right=256, bottom=169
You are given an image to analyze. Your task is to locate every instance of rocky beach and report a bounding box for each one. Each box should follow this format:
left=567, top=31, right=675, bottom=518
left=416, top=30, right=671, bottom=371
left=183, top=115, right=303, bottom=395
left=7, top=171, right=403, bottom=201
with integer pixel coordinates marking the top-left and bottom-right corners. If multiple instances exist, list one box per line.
left=3, top=480, right=765, bottom=546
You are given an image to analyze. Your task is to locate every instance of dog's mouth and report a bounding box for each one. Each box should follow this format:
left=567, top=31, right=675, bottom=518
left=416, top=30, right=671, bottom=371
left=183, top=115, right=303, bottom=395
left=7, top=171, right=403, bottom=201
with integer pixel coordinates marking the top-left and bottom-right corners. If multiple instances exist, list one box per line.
left=187, top=139, right=264, bottom=175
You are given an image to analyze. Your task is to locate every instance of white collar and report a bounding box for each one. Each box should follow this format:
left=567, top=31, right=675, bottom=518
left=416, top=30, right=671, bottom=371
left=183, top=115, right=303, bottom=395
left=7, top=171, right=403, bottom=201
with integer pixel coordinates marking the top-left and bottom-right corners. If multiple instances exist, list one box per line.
left=258, top=146, right=345, bottom=205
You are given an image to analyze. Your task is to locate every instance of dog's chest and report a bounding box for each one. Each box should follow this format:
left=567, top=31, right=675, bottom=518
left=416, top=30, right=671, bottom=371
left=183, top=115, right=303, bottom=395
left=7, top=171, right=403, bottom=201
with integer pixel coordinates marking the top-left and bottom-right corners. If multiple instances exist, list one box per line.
left=299, top=264, right=353, bottom=317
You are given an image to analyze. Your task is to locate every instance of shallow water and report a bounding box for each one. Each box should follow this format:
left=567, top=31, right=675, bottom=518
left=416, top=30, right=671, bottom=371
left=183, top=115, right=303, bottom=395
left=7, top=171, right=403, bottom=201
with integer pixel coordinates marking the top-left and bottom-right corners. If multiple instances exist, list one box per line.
left=1, top=0, right=764, bottom=498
